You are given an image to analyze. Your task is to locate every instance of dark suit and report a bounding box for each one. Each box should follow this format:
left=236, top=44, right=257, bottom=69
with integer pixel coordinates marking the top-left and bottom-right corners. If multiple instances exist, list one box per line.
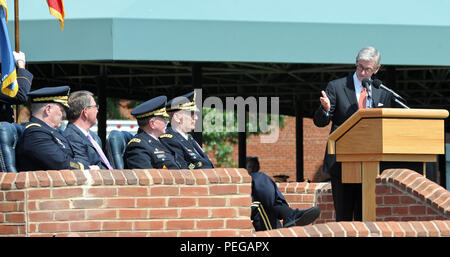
left=0, top=68, right=33, bottom=122
left=160, top=126, right=214, bottom=169
left=124, top=130, right=181, bottom=169
left=16, top=116, right=86, bottom=171
left=63, top=122, right=108, bottom=169
left=313, top=74, right=394, bottom=221
left=250, top=171, right=291, bottom=231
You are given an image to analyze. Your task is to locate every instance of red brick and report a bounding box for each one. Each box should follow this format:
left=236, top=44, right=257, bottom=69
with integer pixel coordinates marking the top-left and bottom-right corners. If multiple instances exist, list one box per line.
left=70, top=221, right=101, bottom=232
left=202, top=169, right=219, bottom=184
left=196, top=220, right=224, bottom=229
left=72, top=170, right=87, bottom=185
left=39, top=200, right=70, bottom=210
left=73, top=199, right=103, bottom=209
left=168, top=197, right=196, bottom=207
left=180, top=186, right=208, bottom=196
left=118, top=187, right=148, bottom=196
left=179, top=170, right=195, bottom=185
left=28, top=189, right=51, bottom=199
left=159, top=170, right=174, bottom=184
left=6, top=191, right=24, bottom=201
left=136, top=198, right=167, bottom=208
left=180, top=208, right=209, bottom=218
left=150, top=186, right=179, bottom=196
left=15, top=172, right=27, bottom=189
left=105, top=198, right=135, bottom=208
left=170, top=170, right=185, bottom=184
left=39, top=222, right=69, bottom=232
left=209, top=230, right=237, bottom=237
left=87, top=187, right=116, bottom=197
left=123, top=170, right=138, bottom=185
left=409, top=205, right=426, bottom=215
left=1, top=173, right=17, bottom=190
left=148, top=231, right=177, bottom=237
left=60, top=170, right=76, bottom=185
left=210, top=184, right=237, bottom=195
left=225, top=219, right=252, bottom=229
left=191, top=170, right=207, bottom=185
left=149, top=209, right=178, bottom=218
left=52, top=188, right=83, bottom=198
left=215, top=168, right=231, bottom=183
left=29, top=212, right=53, bottom=222
left=224, top=168, right=241, bottom=183
left=166, top=220, right=195, bottom=229
left=229, top=196, right=252, bottom=207
left=135, top=220, right=164, bottom=230
left=148, top=169, right=163, bottom=184
left=211, top=208, right=236, bottom=218
left=48, top=170, right=65, bottom=187
left=100, top=170, right=114, bottom=185
left=28, top=172, right=38, bottom=187
left=5, top=213, right=25, bottom=223
left=0, top=225, right=19, bottom=234
left=198, top=198, right=226, bottom=207
left=54, top=210, right=85, bottom=221
left=134, top=170, right=150, bottom=185
left=88, top=170, right=103, bottom=185
left=86, top=210, right=117, bottom=220
left=119, top=209, right=148, bottom=219
left=111, top=170, right=126, bottom=185
left=179, top=231, right=208, bottom=237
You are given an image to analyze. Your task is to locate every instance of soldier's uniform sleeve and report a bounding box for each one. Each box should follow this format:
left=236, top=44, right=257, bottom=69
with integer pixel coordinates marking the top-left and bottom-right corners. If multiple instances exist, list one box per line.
left=124, top=138, right=154, bottom=169
left=20, top=124, right=84, bottom=170
left=0, top=68, right=33, bottom=104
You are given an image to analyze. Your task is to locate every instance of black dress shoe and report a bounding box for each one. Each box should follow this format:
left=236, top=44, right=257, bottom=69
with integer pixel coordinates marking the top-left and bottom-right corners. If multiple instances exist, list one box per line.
left=283, top=206, right=321, bottom=228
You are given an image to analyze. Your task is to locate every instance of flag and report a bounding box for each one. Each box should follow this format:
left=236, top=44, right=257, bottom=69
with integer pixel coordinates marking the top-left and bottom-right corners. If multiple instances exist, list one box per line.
left=47, top=0, right=65, bottom=31
left=0, top=0, right=18, bottom=98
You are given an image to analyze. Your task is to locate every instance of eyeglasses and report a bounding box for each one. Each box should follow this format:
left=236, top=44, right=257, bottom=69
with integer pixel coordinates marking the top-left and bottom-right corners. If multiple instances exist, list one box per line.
left=86, top=105, right=100, bottom=110
left=356, top=63, right=376, bottom=73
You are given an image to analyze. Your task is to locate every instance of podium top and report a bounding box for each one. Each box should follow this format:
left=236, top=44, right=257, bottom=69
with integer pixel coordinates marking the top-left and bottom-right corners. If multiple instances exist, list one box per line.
left=329, top=108, right=449, bottom=142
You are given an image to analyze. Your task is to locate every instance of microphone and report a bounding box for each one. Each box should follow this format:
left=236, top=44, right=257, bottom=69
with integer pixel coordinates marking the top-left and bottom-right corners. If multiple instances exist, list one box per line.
left=372, top=79, right=409, bottom=109
left=372, top=79, right=406, bottom=102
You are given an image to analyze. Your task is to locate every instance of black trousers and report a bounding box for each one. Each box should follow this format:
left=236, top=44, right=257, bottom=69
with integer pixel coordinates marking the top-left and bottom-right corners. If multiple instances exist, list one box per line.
left=330, top=169, right=362, bottom=221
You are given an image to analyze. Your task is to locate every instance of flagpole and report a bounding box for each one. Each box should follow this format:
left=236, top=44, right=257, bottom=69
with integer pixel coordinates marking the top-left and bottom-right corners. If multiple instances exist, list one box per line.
left=14, top=0, right=19, bottom=123
left=14, top=0, right=19, bottom=51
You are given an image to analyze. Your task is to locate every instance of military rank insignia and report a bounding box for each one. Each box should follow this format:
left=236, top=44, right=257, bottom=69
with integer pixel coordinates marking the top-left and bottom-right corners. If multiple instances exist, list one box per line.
left=188, top=163, right=195, bottom=170
left=127, top=138, right=141, bottom=145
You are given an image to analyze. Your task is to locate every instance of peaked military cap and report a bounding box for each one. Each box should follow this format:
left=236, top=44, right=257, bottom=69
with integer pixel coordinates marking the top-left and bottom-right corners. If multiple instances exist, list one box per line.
left=166, top=91, right=199, bottom=112
left=131, top=95, right=169, bottom=119
left=28, top=85, right=70, bottom=108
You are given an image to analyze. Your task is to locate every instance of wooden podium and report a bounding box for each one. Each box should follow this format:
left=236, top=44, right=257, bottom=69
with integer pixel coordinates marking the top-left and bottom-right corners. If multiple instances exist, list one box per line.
left=327, top=108, right=449, bottom=221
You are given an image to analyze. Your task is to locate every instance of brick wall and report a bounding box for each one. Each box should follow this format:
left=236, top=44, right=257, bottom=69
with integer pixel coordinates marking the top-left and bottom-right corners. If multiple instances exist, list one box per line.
left=0, top=168, right=448, bottom=237
left=229, top=117, right=331, bottom=182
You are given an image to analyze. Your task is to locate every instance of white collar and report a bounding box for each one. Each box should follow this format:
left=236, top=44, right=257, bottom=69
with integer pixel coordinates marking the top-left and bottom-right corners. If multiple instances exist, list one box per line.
left=74, top=124, right=90, bottom=137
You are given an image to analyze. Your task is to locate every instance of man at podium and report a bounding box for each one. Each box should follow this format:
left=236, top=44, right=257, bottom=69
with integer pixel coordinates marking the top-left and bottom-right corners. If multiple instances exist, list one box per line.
left=313, top=46, right=395, bottom=221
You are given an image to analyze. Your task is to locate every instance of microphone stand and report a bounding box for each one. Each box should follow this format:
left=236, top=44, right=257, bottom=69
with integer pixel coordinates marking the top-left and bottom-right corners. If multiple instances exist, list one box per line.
left=394, top=98, right=410, bottom=109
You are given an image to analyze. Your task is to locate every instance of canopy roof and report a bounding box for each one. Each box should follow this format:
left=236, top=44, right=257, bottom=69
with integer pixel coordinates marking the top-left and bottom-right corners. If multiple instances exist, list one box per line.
left=6, top=0, right=450, bottom=66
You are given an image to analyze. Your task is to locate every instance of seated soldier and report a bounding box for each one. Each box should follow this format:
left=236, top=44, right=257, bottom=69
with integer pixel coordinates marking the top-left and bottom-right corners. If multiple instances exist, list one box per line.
left=247, top=156, right=321, bottom=231
left=16, top=86, right=87, bottom=171
left=124, top=95, right=181, bottom=169
left=160, top=91, right=214, bottom=170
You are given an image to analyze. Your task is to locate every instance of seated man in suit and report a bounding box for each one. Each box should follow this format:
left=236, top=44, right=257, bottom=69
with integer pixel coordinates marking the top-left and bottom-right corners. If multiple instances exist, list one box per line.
left=63, top=90, right=113, bottom=170
left=16, top=86, right=86, bottom=171
left=0, top=51, right=33, bottom=122
left=247, top=156, right=321, bottom=231
left=160, top=91, right=214, bottom=170
left=124, top=95, right=181, bottom=169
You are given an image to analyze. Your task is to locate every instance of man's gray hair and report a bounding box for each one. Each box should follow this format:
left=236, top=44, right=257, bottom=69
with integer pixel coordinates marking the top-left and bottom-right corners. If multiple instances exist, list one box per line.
left=356, top=46, right=381, bottom=66
left=67, top=90, right=94, bottom=121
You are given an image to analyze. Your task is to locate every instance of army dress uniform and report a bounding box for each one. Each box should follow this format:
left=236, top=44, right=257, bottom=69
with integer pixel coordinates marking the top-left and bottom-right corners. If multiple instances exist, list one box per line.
left=16, top=86, right=86, bottom=171
left=0, top=68, right=33, bottom=122
left=124, top=95, right=181, bottom=170
left=160, top=126, right=213, bottom=169
left=160, top=91, right=214, bottom=170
